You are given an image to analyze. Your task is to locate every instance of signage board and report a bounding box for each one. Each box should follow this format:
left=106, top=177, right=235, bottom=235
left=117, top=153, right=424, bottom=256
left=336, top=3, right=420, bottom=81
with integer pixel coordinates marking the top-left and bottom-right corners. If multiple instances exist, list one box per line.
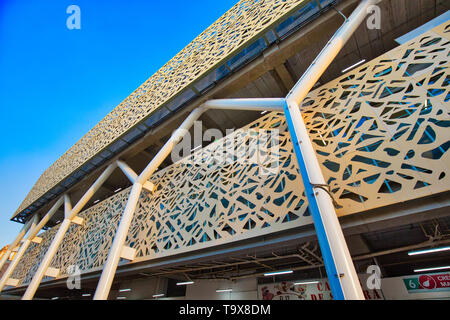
left=403, top=273, right=450, bottom=293
left=258, top=277, right=383, bottom=300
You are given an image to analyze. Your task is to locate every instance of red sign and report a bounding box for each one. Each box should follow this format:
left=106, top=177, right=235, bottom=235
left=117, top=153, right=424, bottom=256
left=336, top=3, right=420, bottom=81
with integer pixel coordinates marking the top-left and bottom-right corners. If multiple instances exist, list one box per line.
left=418, top=274, right=450, bottom=290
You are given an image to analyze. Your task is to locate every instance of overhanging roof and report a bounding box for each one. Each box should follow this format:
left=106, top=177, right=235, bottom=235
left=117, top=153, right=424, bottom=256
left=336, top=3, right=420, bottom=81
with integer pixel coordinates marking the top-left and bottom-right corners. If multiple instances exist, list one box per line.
left=12, top=0, right=340, bottom=222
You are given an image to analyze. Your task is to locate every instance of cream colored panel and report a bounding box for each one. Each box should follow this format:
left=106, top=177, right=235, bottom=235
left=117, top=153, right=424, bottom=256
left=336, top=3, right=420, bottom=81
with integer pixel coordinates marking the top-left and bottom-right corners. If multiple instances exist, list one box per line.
left=15, top=0, right=308, bottom=218
left=14, top=22, right=449, bottom=285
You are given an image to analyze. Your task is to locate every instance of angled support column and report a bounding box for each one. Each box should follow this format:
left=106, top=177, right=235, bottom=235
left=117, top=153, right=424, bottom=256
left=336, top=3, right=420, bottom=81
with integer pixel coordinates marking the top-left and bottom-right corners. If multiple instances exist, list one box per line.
left=22, top=162, right=118, bottom=300
left=21, top=195, right=72, bottom=300
left=0, top=215, right=35, bottom=271
left=93, top=98, right=285, bottom=299
left=283, top=0, right=380, bottom=299
left=0, top=197, right=64, bottom=292
left=117, top=160, right=155, bottom=193
left=116, top=160, right=138, bottom=183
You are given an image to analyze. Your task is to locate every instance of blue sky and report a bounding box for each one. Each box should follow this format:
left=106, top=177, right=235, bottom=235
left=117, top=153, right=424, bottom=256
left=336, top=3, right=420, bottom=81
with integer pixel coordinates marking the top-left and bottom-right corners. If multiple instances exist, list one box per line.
left=0, top=0, right=237, bottom=246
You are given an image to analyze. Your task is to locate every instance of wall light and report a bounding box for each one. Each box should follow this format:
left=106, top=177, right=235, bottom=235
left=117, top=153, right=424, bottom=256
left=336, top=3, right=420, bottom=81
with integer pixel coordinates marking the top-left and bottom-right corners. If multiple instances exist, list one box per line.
left=414, top=266, right=450, bottom=273
left=263, top=270, right=293, bottom=277
left=408, top=246, right=450, bottom=256
left=294, top=280, right=319, bottom=285
left=342, top=59, right=366, bottom=73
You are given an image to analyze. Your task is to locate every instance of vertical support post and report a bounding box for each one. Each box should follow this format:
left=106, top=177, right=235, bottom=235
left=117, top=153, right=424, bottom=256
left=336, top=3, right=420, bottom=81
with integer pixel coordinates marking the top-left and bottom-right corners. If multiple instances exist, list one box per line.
left=21, top=163, right=117, bottom=300
left=0, top=197, right=64, bottom=291
left=284, top=0, right=379, bottom=299
left=0, top=216, right=35, bottom=271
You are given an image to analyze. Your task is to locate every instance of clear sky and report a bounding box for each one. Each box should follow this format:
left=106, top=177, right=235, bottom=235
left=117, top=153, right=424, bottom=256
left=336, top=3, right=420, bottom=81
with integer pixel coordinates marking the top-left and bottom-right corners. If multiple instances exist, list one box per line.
left=0, top=0, right=238, bottom=246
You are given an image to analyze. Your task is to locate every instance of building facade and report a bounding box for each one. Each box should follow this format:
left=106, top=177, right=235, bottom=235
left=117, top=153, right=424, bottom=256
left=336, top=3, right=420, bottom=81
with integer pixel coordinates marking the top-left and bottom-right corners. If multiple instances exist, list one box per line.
left=0, top=0, right=449, bottom=300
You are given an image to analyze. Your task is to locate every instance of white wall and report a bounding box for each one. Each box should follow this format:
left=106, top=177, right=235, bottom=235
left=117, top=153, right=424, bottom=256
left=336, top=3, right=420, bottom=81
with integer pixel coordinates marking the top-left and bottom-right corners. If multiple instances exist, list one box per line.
left=185, top=278, right=257, bottom=300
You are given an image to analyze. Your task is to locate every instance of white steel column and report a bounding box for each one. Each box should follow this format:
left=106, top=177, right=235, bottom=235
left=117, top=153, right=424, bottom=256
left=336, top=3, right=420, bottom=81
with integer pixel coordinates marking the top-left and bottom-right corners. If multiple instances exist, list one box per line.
left=283, top=0, right=380, bottom=299
left=0, top=215, right=35, bottom=271
left=0, top=197, right=64, bottom=291
left=94, top=107, right=206, bottom=299
left=22, top=195, right=72, bottom=300
left=22, top=162, right=118, bottom=300
left=93, top=182, right=143, bottom=300
left=116, top=160, right=138, bottom=183
left=93, top=98, right=284, bottom=299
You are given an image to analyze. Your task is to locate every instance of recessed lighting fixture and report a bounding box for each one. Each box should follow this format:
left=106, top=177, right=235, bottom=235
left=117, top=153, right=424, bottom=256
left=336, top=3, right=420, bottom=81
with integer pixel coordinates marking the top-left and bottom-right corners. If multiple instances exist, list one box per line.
left=342, top=59, right=366, bottom=73
left=153, top=293, right=165, bottom=298
left=82, top=293, right=91, bottom=297
left=294, top=280, right=319, bottom=285
left=116, top=296, right=127, bottom=300
left=414, top=266, right=450, bottom=273
left=114, top=188, right=122, bottom=193
left=176, top=281, right=194, bottom=286
left=408, top=246, right=450, bottom=256
left=264, top=270, right=293, bottom=277
left=51, top=297, right=59, bottom=300
left=119, top=288, right=131, bottom=292
left=216, top=289, right=232, bottom=293
left=93, top=199, right=100, bottom=204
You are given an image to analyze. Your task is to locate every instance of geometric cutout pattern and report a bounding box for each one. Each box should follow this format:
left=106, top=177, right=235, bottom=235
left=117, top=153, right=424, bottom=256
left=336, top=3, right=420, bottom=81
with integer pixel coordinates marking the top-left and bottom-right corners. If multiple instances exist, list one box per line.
left=12, top=22, right=450, bottom=285
left=15, top=0, right=308, bottom=217
left=11, top=227, right=59, bottom=286
left=301, top=21, right=450, bottom=214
